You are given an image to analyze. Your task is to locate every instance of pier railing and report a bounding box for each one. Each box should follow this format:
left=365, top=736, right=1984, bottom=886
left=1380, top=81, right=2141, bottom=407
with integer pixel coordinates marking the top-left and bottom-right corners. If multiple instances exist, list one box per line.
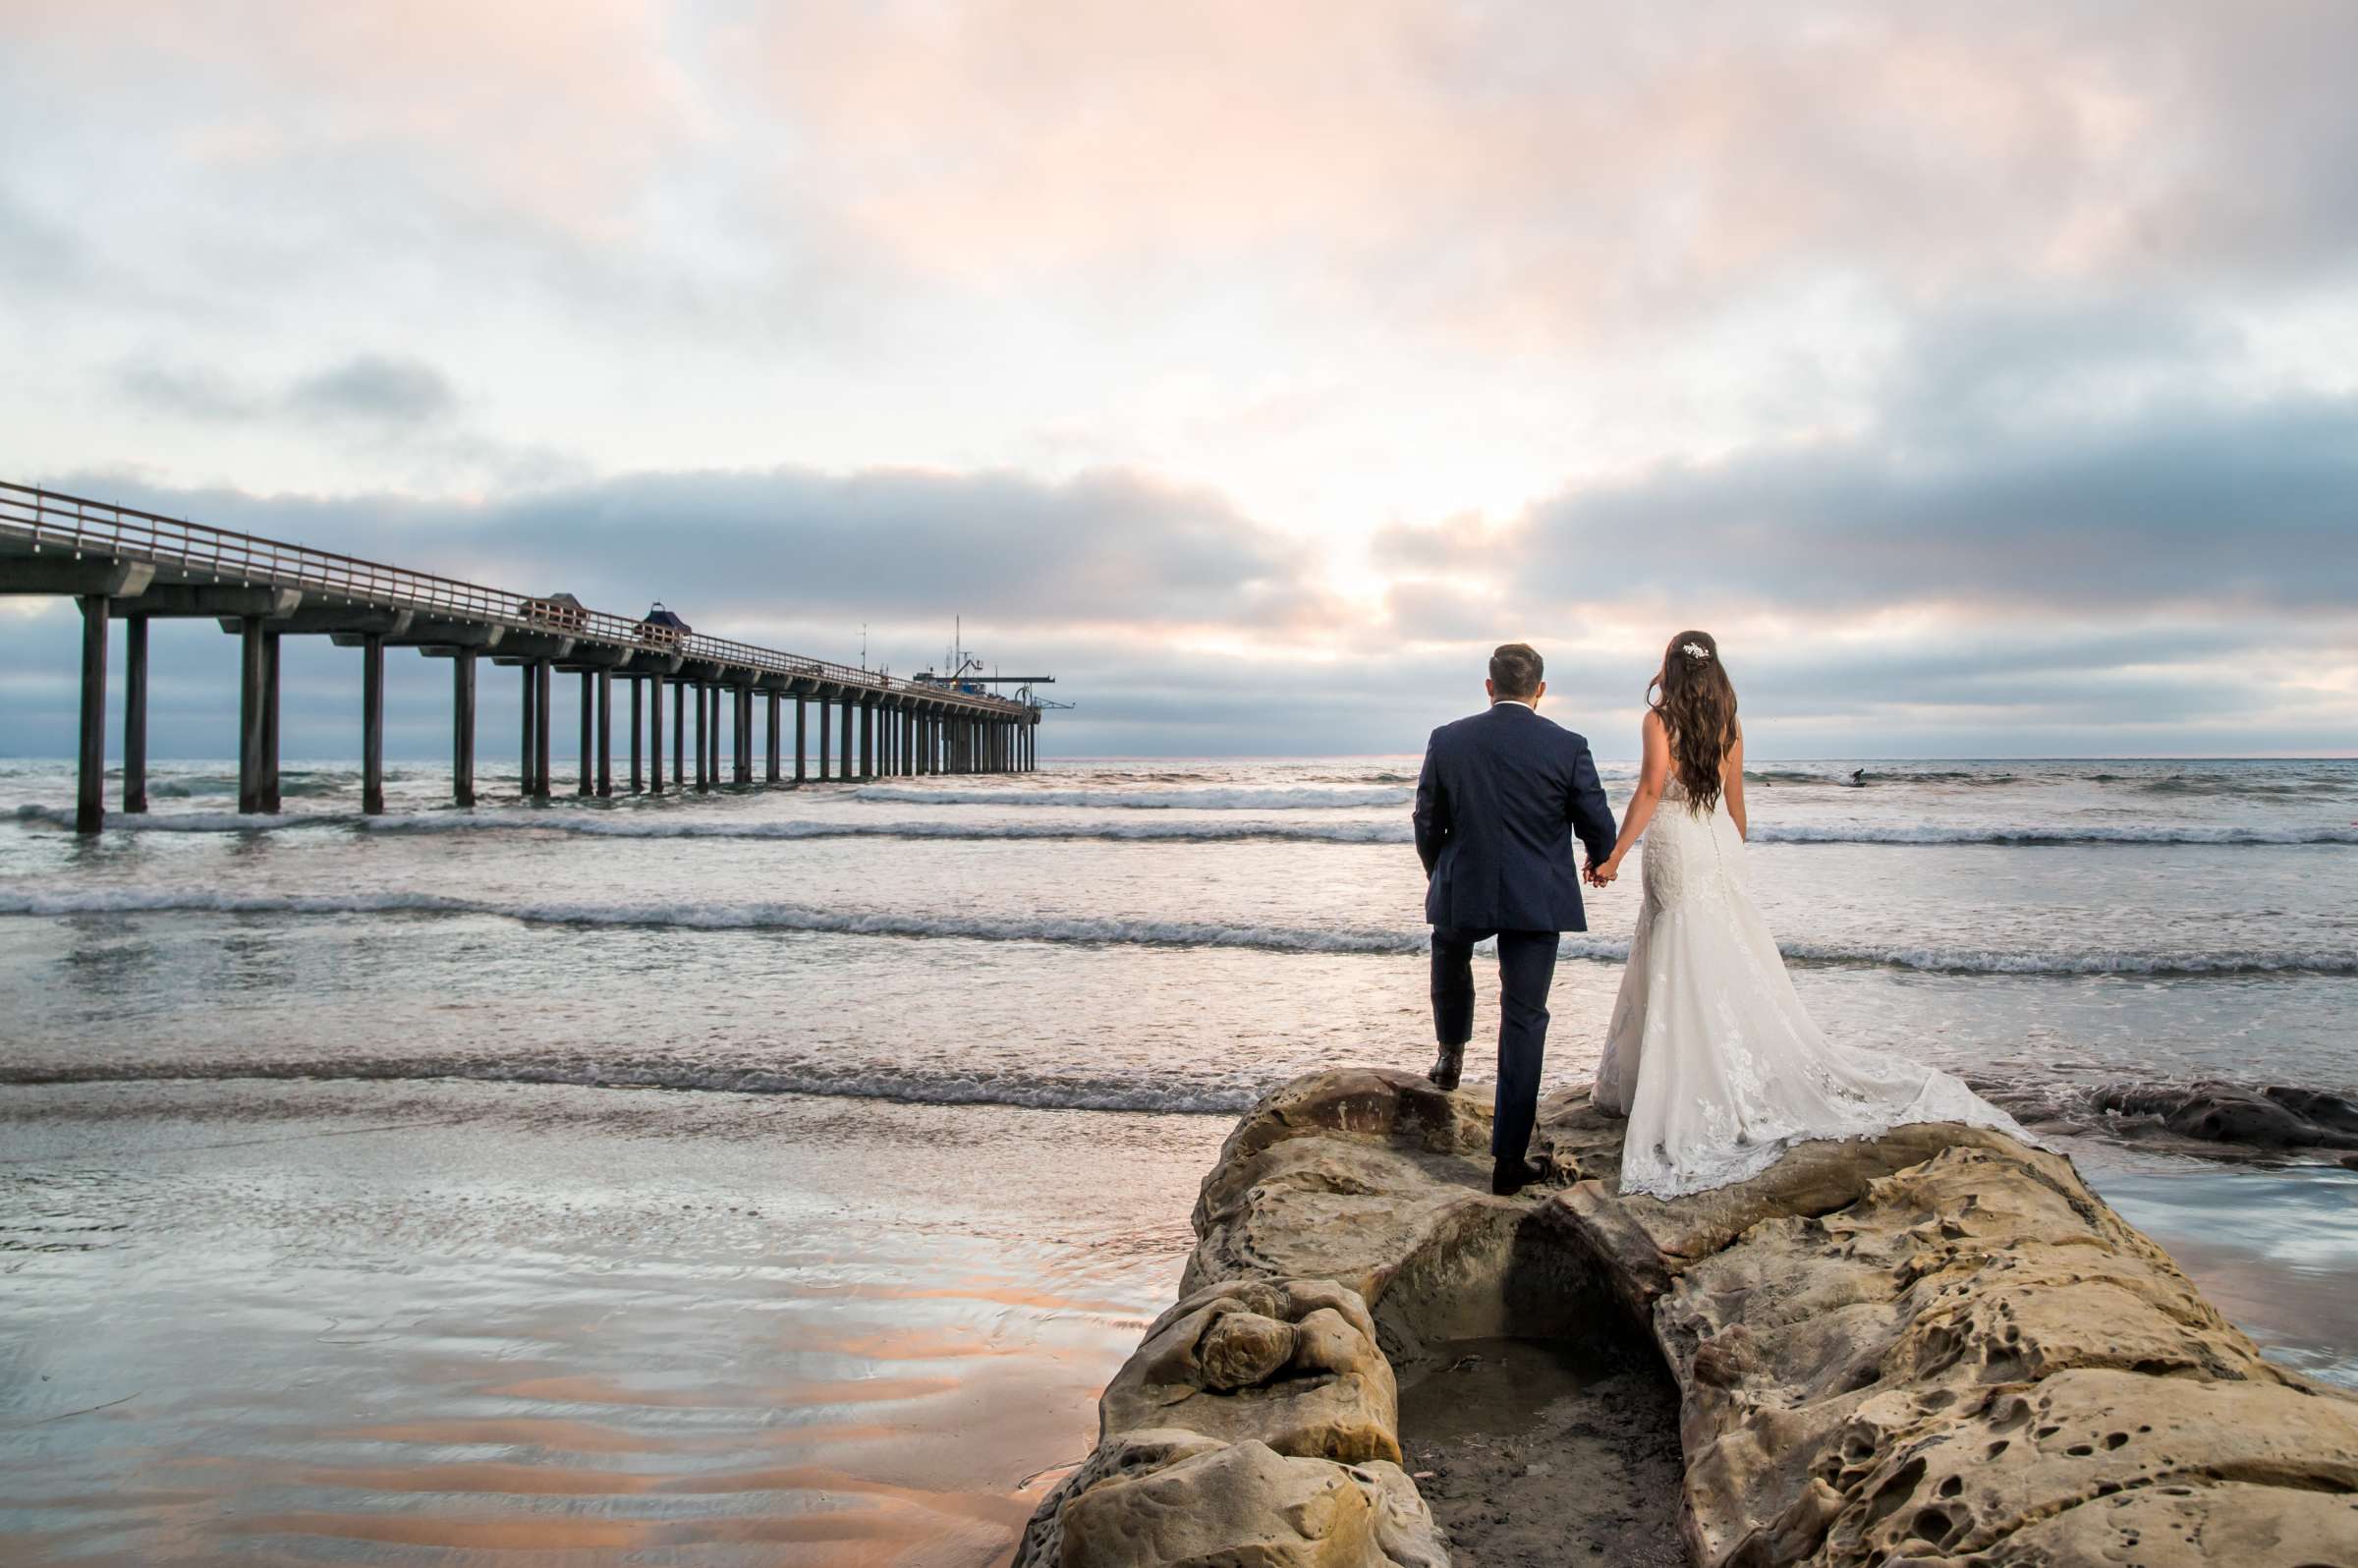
left=0, top=481, right=1021, bottom=712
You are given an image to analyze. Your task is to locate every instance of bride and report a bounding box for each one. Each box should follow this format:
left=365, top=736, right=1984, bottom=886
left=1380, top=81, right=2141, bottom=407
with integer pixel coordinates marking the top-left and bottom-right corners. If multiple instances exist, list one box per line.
left=1587, top=630, right=2037, bottom=1200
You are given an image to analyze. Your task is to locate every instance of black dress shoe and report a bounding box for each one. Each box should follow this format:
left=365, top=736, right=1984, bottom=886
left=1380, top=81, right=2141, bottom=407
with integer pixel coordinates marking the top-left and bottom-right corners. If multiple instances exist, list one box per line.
left=1427, top=1042, right=1465, bottom=1092
left=1491, top=1155, right=1548, bottom=1197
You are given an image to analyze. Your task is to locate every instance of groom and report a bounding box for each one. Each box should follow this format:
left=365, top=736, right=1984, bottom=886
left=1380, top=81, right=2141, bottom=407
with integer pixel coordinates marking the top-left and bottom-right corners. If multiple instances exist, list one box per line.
left=1414, top=643, right=1618, bottom=1196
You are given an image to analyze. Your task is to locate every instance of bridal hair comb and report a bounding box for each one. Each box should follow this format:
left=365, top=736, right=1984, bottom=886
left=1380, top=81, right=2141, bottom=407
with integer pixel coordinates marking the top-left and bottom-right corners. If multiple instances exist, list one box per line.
left=1682, top=642, right=1712, bottom=660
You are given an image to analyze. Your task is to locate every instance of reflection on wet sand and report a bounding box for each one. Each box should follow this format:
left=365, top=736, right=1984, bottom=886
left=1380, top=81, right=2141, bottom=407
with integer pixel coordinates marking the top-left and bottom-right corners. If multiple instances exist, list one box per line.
left=0, top=1082, right=1213, bottom=1567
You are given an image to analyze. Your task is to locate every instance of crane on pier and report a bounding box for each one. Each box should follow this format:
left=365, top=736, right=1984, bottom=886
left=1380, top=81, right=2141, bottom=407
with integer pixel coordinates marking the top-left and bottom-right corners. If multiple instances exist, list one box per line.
left=918, top=621, right=1068, bottom=708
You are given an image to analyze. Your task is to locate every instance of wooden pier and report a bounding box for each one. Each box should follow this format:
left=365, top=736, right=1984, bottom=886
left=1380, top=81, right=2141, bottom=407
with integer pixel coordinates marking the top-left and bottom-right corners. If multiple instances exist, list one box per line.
left=1, top=481, right=1042, bottom=832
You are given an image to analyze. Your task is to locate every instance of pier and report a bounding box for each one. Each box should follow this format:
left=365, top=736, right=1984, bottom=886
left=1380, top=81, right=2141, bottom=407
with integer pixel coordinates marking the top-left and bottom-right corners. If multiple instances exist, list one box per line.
left=1, top=481, right=1044, bottom=833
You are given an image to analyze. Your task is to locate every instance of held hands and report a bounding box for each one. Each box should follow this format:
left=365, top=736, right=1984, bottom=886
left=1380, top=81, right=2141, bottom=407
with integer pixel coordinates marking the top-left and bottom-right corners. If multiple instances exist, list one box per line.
left=1585, top=855, right=1620, bottom=888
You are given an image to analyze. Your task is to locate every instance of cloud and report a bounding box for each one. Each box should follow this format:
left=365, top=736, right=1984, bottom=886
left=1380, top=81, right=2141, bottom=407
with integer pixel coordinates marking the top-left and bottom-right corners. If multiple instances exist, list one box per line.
left=284, top=356, right=458, bottom=425
left=715, top=1, right=2358, bottom=338
left=118, top=353, right=458, bottom=430
left=7, top=5, right=2358, bottom=758
left=1376, top=371, right=2358, bottom=624
left=34, top=464, right=1340, bottom=637
left=1, top=0, right=701, bottom=238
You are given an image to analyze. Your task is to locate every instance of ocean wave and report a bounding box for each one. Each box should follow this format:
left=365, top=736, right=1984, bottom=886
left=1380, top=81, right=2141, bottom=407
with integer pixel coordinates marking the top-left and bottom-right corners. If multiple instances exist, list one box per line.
left=3, top=886, right=2351, bottom=975
left=17, top=802, right=2355, bottom=849
left=0, top=888, right=1437, bottom=954
left=1752, top=823, right=2358, bottom=846
left=9, top=1057, right=2355, bottom=1156
left=0, top=1055, right=1268, bottom=1115
left=6, top=804, right=1413, bottom=844
left=849, top=786, right=1413, bottom=810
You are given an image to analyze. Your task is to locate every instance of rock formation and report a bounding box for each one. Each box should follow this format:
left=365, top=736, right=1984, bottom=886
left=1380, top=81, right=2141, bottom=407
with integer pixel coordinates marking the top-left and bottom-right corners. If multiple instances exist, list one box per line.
left=1017, top=1067, right=2358, bottom=1567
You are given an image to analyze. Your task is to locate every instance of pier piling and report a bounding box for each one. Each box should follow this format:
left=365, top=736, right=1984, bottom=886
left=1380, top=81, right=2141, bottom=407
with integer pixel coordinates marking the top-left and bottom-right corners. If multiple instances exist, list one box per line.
left=452, top=649, right=477, bottom=807
left=578, top=672, right=594, bottom=797
left=671, top=678, right=685, bottom=789
left=75, top=594, right=108, bottom=834
left=362, top=632, right=386, bottom=814
left=519, top=664, right=536, bottom=799
left=597, top=669, right=613, bottom=798
left=123, top=613, right=148, bottom=814
left=649, top=674, right=666, bottom=796
left=534, top=661, right=553, bottom=801
left=238, top=617, right=266, bottom=813
left=260, top=631, right=282, bottom=812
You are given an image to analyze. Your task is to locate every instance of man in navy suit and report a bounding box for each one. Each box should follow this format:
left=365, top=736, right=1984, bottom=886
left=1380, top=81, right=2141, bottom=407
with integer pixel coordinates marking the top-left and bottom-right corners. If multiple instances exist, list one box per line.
left=1414, top=643, right=1619, bottom=1195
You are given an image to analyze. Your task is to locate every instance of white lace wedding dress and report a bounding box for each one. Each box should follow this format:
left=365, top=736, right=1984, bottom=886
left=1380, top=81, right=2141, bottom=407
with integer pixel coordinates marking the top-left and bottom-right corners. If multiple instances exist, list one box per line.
left=1593, top=776, right=2038, bottom=1199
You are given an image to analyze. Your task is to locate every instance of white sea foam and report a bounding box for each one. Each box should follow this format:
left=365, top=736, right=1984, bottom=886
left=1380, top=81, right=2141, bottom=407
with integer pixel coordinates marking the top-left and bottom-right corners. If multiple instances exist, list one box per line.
left=14, top=803, right=2354, bottom=848
left=4, top=885, right=2351, bottom=975
left=849, top=785, right=1414, bottom=809
left=0, top=1055, right=1271, bottom=1115
left=1752, top=823, right=2358, bottom=846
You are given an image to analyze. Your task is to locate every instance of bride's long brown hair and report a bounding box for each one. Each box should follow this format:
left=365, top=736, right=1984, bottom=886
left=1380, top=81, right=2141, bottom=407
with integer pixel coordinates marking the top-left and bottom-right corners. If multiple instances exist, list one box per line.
left=1649, top=630, right=1738, bottom=812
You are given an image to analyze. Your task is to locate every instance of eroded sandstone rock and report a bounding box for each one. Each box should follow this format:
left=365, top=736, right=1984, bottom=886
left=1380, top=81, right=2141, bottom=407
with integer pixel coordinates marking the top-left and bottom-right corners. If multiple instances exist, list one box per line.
left=1020, top=1068, right=2358, bottom=1568
left=1023, top=1431, right=1447, bottom=1568
left=1107, top=1278, right=1400, bottom=1464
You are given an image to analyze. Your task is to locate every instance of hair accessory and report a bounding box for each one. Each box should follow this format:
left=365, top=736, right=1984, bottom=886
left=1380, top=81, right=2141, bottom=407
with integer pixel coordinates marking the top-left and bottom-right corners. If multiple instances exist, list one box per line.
left=1682, top=642, right=1712, bottom=660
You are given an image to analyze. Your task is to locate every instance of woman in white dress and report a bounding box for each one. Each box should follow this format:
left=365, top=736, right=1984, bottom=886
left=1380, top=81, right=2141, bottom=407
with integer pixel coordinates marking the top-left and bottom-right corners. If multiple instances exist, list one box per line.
left=1587, top=630, right=2036, bottom=1200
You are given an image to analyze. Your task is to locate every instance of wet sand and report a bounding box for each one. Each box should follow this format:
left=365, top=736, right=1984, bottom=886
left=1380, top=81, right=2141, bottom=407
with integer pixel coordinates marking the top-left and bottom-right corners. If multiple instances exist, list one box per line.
left=1399, top=1336, right=1686, bottom=1567
left=0, top=1081, right=1223, bottom=1567
left=3, top=1080, right=2351, bottom=1566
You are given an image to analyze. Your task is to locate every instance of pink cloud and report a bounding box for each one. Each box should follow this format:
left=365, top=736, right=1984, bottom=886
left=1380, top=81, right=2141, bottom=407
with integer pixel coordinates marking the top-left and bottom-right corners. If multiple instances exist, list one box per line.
left=2, top=0, right=703, bottom=236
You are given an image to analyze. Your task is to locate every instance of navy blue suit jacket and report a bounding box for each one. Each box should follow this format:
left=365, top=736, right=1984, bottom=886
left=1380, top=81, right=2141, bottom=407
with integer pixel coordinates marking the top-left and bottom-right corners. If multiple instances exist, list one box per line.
left=1414, top=702, right=1619, bottom=932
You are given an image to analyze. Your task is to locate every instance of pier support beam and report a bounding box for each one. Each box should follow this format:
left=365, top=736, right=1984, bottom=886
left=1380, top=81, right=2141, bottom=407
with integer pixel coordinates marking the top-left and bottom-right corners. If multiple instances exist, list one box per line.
left=795, top=694, right=808, bottom=782
left=630, top=677, right=644, bottom=793
left=839, top=696, right=853, bottom=785
left=597, top=669, right=613, bottom=798
left=238, top=617, right=266, bottom=814
left=737, top=686, right=754, bottom=785
left=362, top=632, right=386, bottom=814
left=123, top=614, right=148, bottom=814
left=520, top=663, right=537, bottom=799
left=260, top=632, right=282, bottom=812
left=692, top=683, right=705, bottom=791
left=671, top=678, right=686, bottom=790
left=765, top=690, right=781, bottom=784
left=534, top=660, right=552, bottom=801
left=860, top=699, right=874, bottom=781
left=578, top=672, right=594, bottom=796
left=75, top=595, right=108, bottom=834
left=649, top=674, right=666, bottom=796
left=453, top=649, right=477, bottom=807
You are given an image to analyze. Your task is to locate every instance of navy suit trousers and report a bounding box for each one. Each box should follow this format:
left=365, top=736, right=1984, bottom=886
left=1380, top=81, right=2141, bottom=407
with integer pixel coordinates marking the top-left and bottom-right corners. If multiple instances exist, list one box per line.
left=1431, top=924, right=1561, bottom=1161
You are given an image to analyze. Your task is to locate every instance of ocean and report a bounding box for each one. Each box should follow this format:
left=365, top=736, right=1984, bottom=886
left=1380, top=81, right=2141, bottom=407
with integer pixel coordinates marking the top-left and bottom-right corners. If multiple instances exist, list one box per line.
left=3, top=754, right=2354, bottom=1564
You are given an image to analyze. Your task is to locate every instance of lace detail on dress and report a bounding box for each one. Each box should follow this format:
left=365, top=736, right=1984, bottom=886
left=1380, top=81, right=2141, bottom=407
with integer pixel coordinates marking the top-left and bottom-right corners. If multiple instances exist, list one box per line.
left=1593, top=778, right=2042, bottom=1199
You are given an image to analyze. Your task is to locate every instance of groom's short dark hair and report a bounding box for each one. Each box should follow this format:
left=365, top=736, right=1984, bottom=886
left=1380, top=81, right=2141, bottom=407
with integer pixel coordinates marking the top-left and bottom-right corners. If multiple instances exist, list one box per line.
left=1489, top=643, right=1544, bottom=698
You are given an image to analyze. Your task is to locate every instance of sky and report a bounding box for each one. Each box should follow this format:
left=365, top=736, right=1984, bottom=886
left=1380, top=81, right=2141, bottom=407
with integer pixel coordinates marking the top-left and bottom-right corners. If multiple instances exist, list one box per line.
left=3, top=0, right=2354, bottom=759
